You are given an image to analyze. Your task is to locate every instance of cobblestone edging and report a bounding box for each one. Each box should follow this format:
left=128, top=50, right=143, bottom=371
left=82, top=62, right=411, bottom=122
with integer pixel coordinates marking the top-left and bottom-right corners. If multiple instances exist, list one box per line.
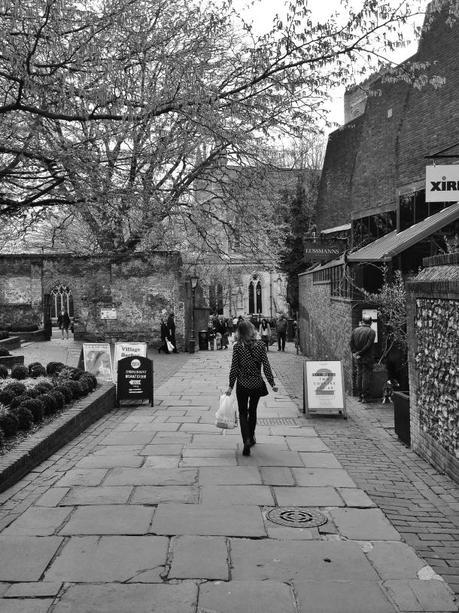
left=0, top=383, right=116, bottom=494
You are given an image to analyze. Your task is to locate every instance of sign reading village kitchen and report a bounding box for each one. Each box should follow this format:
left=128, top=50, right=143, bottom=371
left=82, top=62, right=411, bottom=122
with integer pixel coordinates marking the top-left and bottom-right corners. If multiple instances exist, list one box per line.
left=426, top=165, right=459, bottom=202
left=117, top=356, right=154, bottom=406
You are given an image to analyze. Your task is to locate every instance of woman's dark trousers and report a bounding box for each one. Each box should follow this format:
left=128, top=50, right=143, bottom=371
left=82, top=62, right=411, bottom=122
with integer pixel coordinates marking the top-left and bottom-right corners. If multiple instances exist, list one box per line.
left=236, top=385, right=261, bottom=444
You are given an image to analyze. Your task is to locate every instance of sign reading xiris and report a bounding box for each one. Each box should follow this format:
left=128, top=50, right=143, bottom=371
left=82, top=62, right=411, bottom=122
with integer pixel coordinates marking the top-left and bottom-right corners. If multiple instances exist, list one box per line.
left=426, top=166, right=459, bottom=202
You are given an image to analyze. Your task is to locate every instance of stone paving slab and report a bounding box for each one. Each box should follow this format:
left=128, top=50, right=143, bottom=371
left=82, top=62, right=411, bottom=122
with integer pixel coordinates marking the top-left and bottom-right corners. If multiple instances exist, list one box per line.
left=367, top=542, right=427, bottom=580
left=131, top=485, right=199, bottom=505
left=198, top=466, right=263, bottom=485
left=198, top=580, right=297, bottom=613
left=383, top=579, right=458, bottom=612
left=330, top=508, right=402, bottom=541
left=75, top=454, right=144, bottom=468
left=0, top=536, right=63, bottom=581
left=60, top=485, right=133, bottom=505
left=144, top=456, right=180, bottom=468
left=293, top=467, right=356, bottom=488
left=0, top=598, right=54, bottom=612
left=200, top=485, right=275, bottom=506
left=286, top=437, right=331, bottom=452
left=260, top=466, right=295, bottom=485
left=168, top=535, right=229, bottom=580
left=230, top=539, right=379, bottom=581
left=151, top=503, right=266, bottom=537
left=238, top=446, right=305, bottom=467
left=52, top=581, right=198, bottom=613
left=103, top=467, right=197, bottom=486
left=299, top=452, right=344, bottom=468
left=1, top=506, right=72, bottom=535
left=58, top=504, right=154, bottom=535
left=44, top=536, right=169, bottom=583
left=4, top=582, right=62, bottom=598
left=294, top=580, right=397, bottom=613
left=54, top=467, right=108, bottom=487
left=273, top=485, right=345, bottom=507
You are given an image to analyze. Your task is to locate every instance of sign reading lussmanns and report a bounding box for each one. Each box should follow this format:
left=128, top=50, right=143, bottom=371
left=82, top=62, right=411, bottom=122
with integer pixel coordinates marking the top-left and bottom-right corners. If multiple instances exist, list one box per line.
left=426, top=165, right=459, bottom=202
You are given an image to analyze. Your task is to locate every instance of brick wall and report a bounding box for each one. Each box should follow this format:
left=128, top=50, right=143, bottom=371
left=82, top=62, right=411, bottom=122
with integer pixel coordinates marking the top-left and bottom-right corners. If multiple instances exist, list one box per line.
left=406, top=257, right=459, bottom=484
left=315, top=117, right=364, bottom=232
left=298, top=272, right=355, bottom=391
left=0, top=252, right=184, bottom=348
left=315, top=4, right=459, bottom=225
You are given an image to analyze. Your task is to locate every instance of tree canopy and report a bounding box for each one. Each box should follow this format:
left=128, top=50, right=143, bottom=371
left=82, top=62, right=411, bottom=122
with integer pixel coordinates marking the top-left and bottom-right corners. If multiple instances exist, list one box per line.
left=0, top=0, right=439, bottom=255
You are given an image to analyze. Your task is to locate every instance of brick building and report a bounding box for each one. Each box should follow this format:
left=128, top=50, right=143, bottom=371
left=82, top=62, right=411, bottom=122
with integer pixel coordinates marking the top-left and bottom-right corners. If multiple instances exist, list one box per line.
left=299, top=1, right=459, bottom=390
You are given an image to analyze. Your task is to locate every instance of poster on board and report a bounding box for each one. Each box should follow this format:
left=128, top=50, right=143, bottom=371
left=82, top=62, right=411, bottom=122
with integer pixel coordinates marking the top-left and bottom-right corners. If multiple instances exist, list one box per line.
left=83, top=343, right=113, bottom=382
left=303, top=360, right=346, bottom=418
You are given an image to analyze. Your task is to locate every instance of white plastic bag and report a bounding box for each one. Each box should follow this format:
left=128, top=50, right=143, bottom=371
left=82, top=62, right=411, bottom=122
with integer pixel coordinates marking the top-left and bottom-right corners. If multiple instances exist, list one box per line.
left=215, top=393, right=237, bottom=429
left=166, top=339, right=174, bottom=352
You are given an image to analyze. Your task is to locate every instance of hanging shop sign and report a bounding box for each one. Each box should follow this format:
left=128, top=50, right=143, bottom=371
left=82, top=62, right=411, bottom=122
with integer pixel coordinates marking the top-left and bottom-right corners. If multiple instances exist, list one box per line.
left=303, top=239, right=345, bottom=263
left=426, top=165, right=459, bottom=202
left=303, top=360, right=346, bottom=418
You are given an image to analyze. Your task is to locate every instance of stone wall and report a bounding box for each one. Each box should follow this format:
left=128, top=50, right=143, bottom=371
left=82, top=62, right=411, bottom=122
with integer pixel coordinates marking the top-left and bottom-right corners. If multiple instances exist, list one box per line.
left=0, top=252, right=184, bottom=348
left=298, top=272, right=356, bottom=391
left=406, top=253, right=459, bottom=484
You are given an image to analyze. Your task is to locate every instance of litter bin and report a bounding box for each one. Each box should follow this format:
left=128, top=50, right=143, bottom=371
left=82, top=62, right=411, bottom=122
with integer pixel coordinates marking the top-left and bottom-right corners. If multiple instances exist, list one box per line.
left=198, top=330, right=208, bottom=350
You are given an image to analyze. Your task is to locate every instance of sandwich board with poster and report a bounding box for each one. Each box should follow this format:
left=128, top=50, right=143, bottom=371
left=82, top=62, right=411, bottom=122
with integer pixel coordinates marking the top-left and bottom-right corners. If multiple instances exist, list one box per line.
left=303, top=360, right=347, bottom=418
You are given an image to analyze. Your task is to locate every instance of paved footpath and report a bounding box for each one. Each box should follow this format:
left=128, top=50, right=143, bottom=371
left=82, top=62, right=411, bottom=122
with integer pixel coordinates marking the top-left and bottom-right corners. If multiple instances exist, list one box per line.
left=0, top=341, right=457, bottom=612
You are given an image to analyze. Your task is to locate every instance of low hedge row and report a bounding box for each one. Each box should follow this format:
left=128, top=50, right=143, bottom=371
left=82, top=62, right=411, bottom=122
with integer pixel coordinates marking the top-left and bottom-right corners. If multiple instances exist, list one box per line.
left=0, top=361, right=99, bottom=448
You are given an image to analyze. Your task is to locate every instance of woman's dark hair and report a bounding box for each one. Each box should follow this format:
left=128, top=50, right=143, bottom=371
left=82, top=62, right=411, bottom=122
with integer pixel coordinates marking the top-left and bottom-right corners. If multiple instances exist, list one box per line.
left=236, top=320, right=256, bottom=345
left=261, top=319, right=268, bottom=329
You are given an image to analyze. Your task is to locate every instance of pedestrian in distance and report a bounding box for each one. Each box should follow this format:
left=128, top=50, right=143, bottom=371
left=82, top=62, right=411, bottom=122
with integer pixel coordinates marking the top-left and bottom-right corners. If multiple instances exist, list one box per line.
left=276, top=313, right=288, bottom=351
left=158, top=317, right=170, bottom=354
left=167, top=312, right=178, bottom=353
left=258, top=318, right=271, bottom=351
left=226, top=320, right=278, bottom=457
left=57, top=310, right=71, bottom=339
left=350, top=314, right=376, bottom=403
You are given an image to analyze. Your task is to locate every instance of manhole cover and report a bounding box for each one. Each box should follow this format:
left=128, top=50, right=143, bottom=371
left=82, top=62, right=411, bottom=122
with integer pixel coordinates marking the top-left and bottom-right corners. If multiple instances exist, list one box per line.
left=257, top=418, right=300, bottom=426
left=266, top=507, right=328, bottom=528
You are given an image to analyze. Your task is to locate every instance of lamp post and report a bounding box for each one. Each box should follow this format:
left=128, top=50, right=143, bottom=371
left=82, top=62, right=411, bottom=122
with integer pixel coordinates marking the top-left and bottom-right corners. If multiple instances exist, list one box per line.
left=189, top=275, right=199, bottom=353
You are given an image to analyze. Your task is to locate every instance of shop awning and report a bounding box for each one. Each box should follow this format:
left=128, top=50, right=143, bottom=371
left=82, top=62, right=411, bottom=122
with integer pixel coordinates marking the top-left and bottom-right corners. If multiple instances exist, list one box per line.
left=320, top=223, right=351, bottom=235
left=347, top=202, right=459, bottom=263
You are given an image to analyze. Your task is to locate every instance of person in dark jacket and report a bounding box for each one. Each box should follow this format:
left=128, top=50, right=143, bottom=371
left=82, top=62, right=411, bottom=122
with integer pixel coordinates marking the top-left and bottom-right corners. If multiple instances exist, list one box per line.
left=167, top=313, right=178, bottom=353
left=226, top=320, right=278, bottom=456
left=57, top=310, right=71, bottom=339
left=158, top=317, right=169, bottom=353
left=350, top=315, right=376, bottom=402
left=276, top=313, right=288, bottom=351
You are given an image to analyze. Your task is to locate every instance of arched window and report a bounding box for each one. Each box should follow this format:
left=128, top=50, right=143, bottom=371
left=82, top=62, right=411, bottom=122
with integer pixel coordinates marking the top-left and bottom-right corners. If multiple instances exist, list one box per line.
left=248, top=281, right=255, bottom=314
left=209, top=282, right=224, bottom=315
left=50, top=285, right=73, bottom=319
left=256, top=280, right=262, bottom=313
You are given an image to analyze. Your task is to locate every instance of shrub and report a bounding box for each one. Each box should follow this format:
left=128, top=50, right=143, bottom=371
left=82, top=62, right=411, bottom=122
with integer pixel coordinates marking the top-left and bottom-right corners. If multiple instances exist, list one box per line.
left=66, top=380, right=84, bottom=399
left=37, top=393, right=58, bottom=416
left=19, top=398, right=44, bottom=423
left=82, top=372, right=97, bottom=388
left=0, top=364, right=8, bottom=379
left=33, top=382, right=54, bottom=395
left=28, top=362, right=47, bottom=378
left=0, top=389, right=15, bottom=406
left=10, top=393, right=32, bottom=409
left=0, top=410, right=19, bottom=437
left=11, top=406, right=33, bottom=431
left=3, top=382, right=27, bottom=396
left=49, top=390, right=65, bottom=410
left=10, top=324, right=38, bottom=332
left=46, top=361, right=66, bottom=376
left=79, top=375, right=95, bottom=392
left=0, top=348, right=10, bottom=356
left=54, top=385, right=73, bottom=403
left=11, top=364, right=29, bottom=380
left=0, top=330, right=9, bottom=340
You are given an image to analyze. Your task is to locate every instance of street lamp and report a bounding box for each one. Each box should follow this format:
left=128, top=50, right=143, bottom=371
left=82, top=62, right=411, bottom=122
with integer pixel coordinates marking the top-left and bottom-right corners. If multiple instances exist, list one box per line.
left=189, top=274, right=199, bottom=353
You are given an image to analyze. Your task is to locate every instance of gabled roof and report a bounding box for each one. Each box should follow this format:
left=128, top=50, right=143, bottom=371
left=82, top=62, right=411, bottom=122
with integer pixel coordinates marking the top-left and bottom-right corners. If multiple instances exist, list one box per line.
left=347, top=202, right=459, bottom=263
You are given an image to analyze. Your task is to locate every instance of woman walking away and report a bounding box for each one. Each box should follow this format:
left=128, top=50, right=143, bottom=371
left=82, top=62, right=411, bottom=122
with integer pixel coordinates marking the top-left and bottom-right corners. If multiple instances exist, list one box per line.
left=258, top=318, right=271, bottom=351
left=226, top=320, right=278, bottom=456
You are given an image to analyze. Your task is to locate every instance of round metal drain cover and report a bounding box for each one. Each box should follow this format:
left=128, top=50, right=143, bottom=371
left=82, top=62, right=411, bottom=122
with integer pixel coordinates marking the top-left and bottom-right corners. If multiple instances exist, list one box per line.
left=266, top=507, right=328, bottom=528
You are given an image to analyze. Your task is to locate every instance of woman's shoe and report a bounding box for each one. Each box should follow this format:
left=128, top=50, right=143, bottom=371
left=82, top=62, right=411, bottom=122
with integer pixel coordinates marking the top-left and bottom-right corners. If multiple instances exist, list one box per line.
left=249, top=437, right=256, bottom=447
left=242, top=441, right=251, bottom=456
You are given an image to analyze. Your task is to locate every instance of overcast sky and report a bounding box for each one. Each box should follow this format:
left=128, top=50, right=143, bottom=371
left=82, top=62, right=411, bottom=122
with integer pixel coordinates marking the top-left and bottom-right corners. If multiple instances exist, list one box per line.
left=231, top=0, right=426, bottom=128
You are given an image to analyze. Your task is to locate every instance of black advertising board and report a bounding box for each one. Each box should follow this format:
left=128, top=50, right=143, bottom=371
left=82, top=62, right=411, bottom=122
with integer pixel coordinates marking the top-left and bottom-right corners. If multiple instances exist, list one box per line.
left=117, top=356, right=154, bottom=406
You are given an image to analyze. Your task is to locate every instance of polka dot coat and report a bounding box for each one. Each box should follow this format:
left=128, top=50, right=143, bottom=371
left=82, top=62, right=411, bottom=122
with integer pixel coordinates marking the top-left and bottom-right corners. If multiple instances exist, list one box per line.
left=229, top=340, right=275, bottom=390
